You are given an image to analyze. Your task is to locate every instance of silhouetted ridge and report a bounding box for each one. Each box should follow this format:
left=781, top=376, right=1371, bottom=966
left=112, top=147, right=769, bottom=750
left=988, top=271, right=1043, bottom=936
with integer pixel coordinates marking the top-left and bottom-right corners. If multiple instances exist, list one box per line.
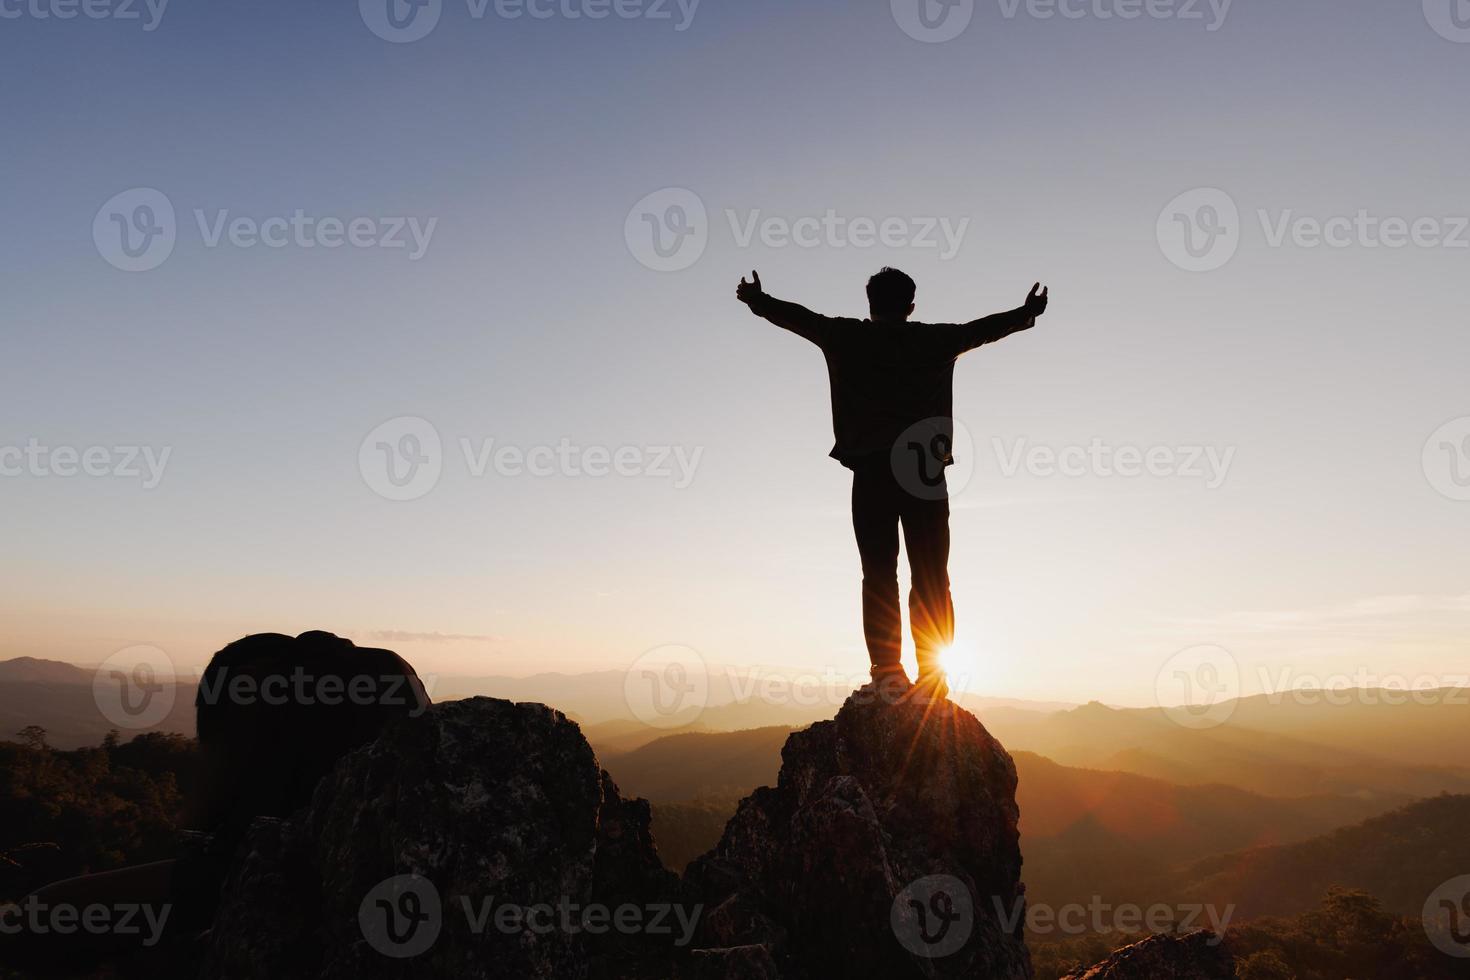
left=1058, top=931, right=1235, bottom=979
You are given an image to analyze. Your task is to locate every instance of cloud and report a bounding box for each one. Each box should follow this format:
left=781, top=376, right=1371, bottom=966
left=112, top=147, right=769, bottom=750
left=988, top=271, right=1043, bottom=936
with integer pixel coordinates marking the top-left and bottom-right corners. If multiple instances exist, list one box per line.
left=365, top=630, right=502, bottom=645
left=1150, top=593, right=1470, bottom=637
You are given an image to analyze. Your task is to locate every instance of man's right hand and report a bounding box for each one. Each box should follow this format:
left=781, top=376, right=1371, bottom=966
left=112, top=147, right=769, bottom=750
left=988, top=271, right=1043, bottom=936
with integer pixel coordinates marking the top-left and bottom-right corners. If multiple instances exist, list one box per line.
left=736, top=270, right=764, bottom=307
left=1024, top=282, right=1049, bottom=319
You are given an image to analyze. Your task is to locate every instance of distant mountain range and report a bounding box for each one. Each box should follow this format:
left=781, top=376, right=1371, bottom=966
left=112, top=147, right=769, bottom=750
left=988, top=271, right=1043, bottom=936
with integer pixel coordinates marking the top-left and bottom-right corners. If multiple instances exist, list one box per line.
left=980, top=697, right=1470, bottom=800
left=6, top=655, right=1470, bottom=803
left=1156, top=792, right=1470, bottom=919
left=6, top=655, right=1466, bottom=934
left=597, top=726, right=1424, bottom=901
left=0, top=658, right=196, bottom=748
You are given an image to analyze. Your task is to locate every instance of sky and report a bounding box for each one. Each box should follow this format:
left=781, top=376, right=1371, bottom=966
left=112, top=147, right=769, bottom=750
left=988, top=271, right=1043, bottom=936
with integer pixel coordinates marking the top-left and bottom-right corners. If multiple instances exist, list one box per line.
left=1, top=0, right=1468, bottom=707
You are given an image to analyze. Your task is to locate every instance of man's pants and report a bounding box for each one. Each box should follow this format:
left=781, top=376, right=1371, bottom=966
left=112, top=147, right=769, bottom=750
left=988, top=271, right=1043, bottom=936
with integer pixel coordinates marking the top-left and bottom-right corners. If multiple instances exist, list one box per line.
left=851, top=458, right=954, bottom=675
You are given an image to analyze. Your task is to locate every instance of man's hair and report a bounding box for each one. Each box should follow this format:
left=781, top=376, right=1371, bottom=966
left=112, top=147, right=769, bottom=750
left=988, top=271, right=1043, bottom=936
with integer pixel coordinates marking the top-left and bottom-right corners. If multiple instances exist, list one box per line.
left=866, top=267, right=916, bottom=320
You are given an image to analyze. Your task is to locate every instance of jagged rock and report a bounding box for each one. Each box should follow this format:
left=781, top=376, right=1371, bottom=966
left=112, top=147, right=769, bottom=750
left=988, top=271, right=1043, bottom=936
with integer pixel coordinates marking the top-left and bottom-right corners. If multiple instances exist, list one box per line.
left=1060, top=931, right=1236, bottom=979
left=202, top=697, right=679, bottom=979
left=684, top=688, right=1031, bottom=979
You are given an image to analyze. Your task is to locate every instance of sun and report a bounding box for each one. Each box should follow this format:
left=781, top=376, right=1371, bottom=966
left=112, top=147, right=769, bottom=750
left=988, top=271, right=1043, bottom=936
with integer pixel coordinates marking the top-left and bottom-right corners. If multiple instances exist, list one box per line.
left=936, top=643, right=979, bottom=692
left=931, top=628, right=1006, bottom=695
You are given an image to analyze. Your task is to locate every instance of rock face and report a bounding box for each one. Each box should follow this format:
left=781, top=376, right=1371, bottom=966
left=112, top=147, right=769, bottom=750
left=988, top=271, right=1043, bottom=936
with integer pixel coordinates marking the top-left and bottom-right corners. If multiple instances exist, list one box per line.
left=202, top=687, right=1037, bottom=979
left=684, top=688, right=1032, bottom=979
left=201, top=697, right=678, bottom=979
left=1059, top=931, right=1236, bottom=979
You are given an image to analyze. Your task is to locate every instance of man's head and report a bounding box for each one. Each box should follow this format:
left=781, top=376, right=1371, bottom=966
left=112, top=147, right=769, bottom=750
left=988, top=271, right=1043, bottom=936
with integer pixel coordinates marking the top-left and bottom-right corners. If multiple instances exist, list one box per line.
left=866, top=267, right=916, bottom=322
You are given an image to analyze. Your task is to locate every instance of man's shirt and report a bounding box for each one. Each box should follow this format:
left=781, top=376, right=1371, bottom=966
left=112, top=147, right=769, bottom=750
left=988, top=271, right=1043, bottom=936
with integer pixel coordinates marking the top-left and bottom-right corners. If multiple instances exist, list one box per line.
left=746, top=294, right=1034, bottom=468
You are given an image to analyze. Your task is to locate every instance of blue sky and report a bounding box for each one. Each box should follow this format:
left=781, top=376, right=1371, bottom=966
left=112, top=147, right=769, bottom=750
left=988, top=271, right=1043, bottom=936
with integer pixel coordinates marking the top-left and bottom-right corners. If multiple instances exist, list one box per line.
left=2, top=0, right=1468, bottom=704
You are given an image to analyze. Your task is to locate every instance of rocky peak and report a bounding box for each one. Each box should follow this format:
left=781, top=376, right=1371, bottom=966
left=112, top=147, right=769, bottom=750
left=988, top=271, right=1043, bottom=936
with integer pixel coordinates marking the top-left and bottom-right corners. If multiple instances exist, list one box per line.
left=683, top=686, right=1031, bottom=979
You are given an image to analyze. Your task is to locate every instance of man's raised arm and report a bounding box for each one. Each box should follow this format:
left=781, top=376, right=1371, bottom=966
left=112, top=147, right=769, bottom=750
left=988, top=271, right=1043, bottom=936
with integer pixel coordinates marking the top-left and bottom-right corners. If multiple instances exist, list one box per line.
left=947, top=283, right=1049, bottom=355
left=736, top=271, right=832, bottom=347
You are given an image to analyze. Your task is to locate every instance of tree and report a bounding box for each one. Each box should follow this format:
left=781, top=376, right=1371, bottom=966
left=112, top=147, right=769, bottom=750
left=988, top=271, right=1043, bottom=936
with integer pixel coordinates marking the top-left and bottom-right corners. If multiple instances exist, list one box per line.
left=17, top=726, right=46, bottom=750
left=1237, top=949, right=1295, bottom=980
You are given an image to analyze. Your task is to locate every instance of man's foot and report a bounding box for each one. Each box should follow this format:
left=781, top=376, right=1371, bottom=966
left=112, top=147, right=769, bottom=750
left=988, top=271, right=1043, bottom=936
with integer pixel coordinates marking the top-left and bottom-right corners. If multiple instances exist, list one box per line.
left=906, top=670, right=950, bottom=704
left=866, top=664, right=912, bottom=705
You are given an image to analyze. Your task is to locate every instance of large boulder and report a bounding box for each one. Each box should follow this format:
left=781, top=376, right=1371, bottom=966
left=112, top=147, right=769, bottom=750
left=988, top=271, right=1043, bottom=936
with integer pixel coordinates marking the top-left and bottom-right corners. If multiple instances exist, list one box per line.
left=684, top=688, right=1032, bottom=979
left=201, top=697, right=679, bottom=979
left=1060, top=931, right=1236, bottom=979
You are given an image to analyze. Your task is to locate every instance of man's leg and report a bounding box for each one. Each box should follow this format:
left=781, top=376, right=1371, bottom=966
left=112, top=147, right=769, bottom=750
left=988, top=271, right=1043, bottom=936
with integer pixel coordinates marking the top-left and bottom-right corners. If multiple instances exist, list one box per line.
left=901, top=476, right=954, bottom=683
left=851, top=462, right=903, bottom=676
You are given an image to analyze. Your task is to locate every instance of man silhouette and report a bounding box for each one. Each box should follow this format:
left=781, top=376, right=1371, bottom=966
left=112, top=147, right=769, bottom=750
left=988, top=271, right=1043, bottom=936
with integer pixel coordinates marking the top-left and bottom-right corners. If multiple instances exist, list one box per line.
left=737, top=268, right=1048, bottom=698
